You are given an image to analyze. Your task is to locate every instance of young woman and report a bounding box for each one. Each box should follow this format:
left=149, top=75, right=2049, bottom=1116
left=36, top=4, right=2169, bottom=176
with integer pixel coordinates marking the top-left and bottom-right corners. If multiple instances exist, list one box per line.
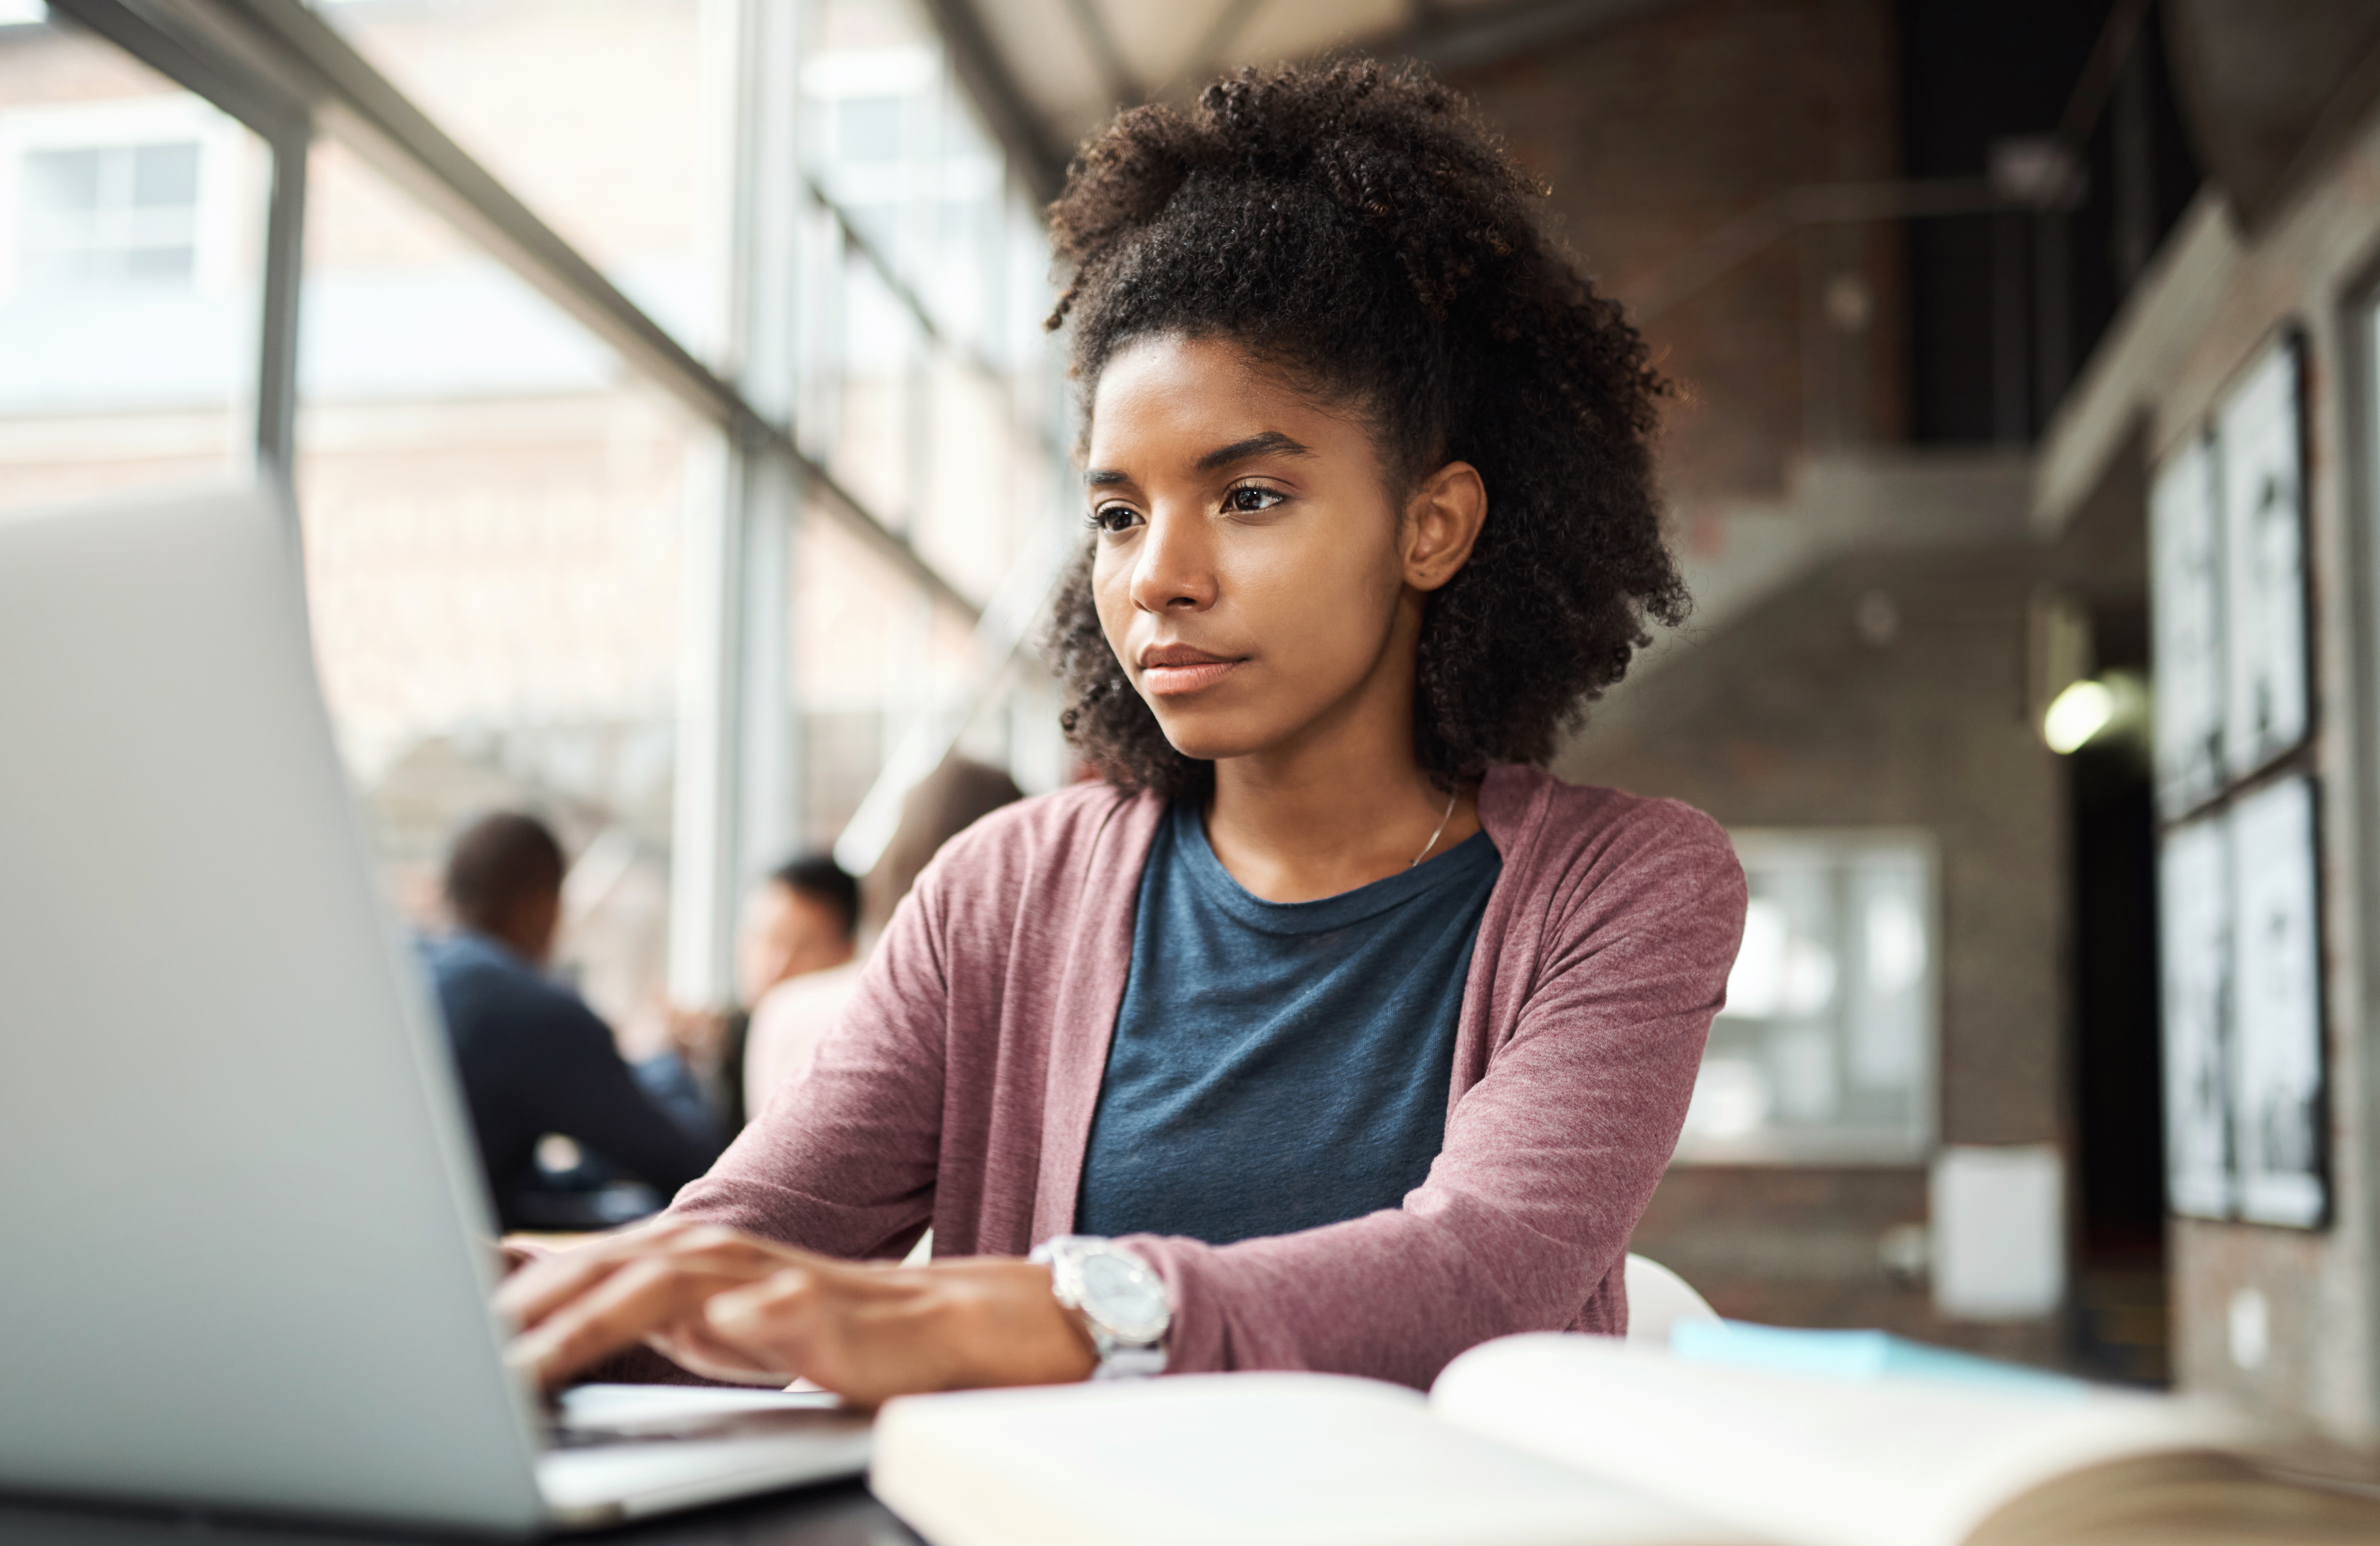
left=501, top=61, right=1746, bottom=1404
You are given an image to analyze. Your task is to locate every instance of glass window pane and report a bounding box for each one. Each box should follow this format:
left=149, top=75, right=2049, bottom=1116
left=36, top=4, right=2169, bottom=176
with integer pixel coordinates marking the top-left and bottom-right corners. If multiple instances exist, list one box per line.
left=133, top=139, right=198, bottom=204
left=25, top=145, right=100, bottom=209
left=804, top=0, right=1008, bottom=357
left=835, top=95, right=906, bottom=165
left=790, top=508, right=922, bottom=848
left=310, top=0, right=725, bottom=366
left=0, top=17, right=268, bottom=509
left=917, top=345, right=1025, bottom=602
left=780, top=0, right=1075, bottom=861
left=1002, top=194, right=1064, bottom=432
left=916, top=75, right=1006, bottom=357
left=298, top=139, right=707, bottom=1061
left=816, top=241, right=922, bottom=529
left=1676, top=831, right=1938, bottom=1164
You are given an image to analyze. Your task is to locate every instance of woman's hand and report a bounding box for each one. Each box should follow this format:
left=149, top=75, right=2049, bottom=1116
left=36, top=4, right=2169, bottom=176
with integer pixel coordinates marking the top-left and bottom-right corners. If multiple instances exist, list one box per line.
left=493, top=1220, right=1097, bottom=1406
left=497, top=1235, right=554, bottom=1276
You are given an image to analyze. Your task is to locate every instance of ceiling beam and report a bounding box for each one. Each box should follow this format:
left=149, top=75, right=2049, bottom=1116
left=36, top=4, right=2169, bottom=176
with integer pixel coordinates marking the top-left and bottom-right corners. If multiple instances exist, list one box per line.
left=916, top=0, right=1072, bottom=206
left=1058, top=0, right=1142, bottom=109
left=1389, top=0, right=1682, bottom=74
left=1181, top=0, right=1267, bottom=90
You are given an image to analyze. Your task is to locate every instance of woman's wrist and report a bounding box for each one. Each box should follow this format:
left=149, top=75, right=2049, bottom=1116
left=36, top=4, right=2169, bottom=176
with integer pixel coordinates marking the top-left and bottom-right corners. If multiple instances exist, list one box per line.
left=930, top=1259, right=1098, bottom=1388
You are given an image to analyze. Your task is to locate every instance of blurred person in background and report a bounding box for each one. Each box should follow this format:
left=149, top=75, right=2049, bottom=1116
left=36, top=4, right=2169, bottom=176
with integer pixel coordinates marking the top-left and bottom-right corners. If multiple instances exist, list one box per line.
left=423, top=812, right=722, bottom=1229
left=743, top=758, right=1023, bottom=1117
left=685, top=853, right=860, bottom=1126
left=741, top=854, right=862, bottom=1003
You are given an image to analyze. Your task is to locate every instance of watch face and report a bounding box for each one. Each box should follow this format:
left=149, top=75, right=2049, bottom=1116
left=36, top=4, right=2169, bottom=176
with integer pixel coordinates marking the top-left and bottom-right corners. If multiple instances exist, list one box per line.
left=1080, top=1250, right=1170, bottom=1342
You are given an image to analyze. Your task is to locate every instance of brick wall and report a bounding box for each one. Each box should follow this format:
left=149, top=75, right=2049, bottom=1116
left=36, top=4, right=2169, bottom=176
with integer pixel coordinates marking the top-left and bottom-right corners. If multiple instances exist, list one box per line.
left=1557, top=543, right=2069, bottom=1363
left=1447, top=0, right=2096, bottom=1363
left=1451, top=0, right=1905, bottom=515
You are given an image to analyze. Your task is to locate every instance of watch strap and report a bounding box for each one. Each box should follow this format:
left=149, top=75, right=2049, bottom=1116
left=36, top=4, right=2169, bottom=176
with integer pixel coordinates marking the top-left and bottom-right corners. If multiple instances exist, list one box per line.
left=1089, top=1343, right=1167, bottom=1380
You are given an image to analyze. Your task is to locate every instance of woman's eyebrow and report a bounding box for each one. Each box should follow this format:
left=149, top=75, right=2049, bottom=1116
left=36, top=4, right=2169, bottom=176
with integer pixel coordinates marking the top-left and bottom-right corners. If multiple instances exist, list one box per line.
left=1084, top=431, right=1312, bottom=487
left=1196, top=431, right=1311, bottom=471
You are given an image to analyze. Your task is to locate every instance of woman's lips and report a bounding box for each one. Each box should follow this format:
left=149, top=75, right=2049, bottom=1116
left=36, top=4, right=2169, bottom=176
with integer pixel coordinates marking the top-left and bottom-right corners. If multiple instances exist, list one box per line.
left=1142, top=658, right=1242, bottom=695
left=1138, top=646, right=1244, bottom=695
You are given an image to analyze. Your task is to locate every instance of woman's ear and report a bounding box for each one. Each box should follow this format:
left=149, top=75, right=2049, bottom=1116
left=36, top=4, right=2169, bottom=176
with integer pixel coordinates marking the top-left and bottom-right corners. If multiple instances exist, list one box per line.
left=1401, top=461, right=1488, bottom=593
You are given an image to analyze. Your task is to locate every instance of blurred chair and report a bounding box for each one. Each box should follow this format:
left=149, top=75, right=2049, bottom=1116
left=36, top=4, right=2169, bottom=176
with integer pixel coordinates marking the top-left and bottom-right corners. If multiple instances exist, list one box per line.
left=1625, top=1253, right=1719, bottom=1348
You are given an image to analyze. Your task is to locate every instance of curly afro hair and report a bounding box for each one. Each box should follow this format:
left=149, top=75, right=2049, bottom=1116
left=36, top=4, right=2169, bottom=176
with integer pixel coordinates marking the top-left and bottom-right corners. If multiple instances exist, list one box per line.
left=1042, top=59, right=1685, bottom=800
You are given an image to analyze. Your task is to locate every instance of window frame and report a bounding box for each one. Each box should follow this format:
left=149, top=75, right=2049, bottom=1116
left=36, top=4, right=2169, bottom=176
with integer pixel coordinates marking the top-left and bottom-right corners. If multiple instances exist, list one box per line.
left=41, top=0, right=1066, bottom=1003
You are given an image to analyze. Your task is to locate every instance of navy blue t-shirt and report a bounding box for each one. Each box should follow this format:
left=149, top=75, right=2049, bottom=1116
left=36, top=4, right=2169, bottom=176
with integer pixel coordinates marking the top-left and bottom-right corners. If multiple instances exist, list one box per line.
left=1075, top=801, right=1502, bottom=1245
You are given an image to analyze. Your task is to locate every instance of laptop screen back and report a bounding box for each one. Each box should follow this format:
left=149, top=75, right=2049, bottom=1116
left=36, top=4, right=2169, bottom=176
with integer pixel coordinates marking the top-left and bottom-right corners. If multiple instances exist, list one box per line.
left=0, top=487, right=545, bottom=1532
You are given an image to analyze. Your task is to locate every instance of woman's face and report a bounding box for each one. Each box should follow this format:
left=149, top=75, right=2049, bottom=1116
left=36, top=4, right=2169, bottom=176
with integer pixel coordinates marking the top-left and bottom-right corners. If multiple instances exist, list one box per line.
left=1084, top=333, right=1476, bottom=769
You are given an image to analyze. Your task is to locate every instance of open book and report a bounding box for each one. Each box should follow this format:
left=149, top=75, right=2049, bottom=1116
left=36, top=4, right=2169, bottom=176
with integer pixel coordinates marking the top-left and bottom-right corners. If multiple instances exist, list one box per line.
left=869, top=1332, right=2380, bottom=1546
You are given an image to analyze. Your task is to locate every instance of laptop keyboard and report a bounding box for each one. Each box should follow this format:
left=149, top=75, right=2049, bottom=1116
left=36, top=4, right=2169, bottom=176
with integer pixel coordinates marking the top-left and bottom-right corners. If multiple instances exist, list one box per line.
left=546, top=1387, right=862, bottom=1451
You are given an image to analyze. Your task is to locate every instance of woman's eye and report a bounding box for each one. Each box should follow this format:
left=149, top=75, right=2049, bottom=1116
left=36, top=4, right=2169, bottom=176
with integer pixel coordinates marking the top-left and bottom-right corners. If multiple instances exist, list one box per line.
left=1087, top=504, right=1143, bottom=534
left=1223, top=485, right=1286, bottom=514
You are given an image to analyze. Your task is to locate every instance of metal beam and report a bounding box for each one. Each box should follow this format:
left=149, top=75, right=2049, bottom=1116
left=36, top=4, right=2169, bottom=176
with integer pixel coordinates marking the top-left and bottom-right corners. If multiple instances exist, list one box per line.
left=916, top=0, right=1071, bottom=205
left=1390, top=0, right=1682, bottom=74
left=1059, top=0, right=1141, bottom=111
left=1630, top=179, right=2018, bottom=324
left=1184, top=0, right=1267, bottom=85
left=116, top=0, right=982, bottom=622
left=252, top=124, right=305, bottom=496
left=670, top=0, right=790, bottom=1009
left=49, top=0, right=307, bottom=141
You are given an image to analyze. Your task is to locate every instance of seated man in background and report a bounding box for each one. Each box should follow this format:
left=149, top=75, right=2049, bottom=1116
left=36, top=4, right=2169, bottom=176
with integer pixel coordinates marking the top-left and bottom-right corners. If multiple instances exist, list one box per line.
left=423, top=812, right=721, bottom=1229
left=743, top=757, right=1021, bottom=1116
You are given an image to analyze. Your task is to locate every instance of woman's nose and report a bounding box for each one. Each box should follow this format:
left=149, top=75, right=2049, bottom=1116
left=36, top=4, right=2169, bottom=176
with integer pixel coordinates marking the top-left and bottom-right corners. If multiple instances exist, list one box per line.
left=1128, top=508, right=1217, bottom=614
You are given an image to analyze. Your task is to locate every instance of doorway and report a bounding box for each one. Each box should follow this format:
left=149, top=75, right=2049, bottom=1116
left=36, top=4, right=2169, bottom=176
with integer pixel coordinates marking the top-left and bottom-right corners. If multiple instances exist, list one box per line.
left=2067, top=599, right=2168, bottom=1384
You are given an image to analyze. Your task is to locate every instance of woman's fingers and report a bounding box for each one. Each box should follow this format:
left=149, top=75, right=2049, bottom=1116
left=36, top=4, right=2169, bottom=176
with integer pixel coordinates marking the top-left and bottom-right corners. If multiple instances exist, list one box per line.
left=499, top=1225, right=798, bottom=1387
left=494, top=1222, right=739, bottom=1330
left=493, top=1226, right=661, bottom=1332
left=644, top=1316, right=799, bottom=1387
left=498, top=1236, right=551, bottom=1277
left=508, top=1252, right=736, bottom=1387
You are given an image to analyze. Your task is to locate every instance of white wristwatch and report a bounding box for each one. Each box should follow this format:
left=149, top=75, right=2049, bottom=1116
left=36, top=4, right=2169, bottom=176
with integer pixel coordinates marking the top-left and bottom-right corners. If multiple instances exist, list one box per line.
left=1029, top=1235, right=1171, bottom=1379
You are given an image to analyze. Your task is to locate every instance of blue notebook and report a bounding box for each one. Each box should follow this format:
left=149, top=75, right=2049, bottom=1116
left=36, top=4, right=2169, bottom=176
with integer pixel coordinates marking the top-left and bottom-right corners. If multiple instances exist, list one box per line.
left=1670, top=1318, right=2085, bottom=1398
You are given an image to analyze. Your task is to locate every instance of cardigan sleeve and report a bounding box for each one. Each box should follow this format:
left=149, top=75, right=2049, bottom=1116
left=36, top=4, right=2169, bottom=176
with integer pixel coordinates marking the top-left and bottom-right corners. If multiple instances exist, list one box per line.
left=659, top=876, right=952, bottom=1261
left=1119, top=818, right=1745, bottom=1390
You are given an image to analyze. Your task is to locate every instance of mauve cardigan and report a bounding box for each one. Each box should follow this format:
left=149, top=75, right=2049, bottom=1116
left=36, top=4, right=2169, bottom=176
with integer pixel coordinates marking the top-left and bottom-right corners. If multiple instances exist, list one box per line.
left=665, top=763, right=1746, bottom=1390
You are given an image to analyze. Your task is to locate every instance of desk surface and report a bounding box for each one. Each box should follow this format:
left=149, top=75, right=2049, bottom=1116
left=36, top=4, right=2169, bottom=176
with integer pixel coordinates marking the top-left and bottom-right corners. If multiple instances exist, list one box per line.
left=0, top=1480, right=921, bottom=1546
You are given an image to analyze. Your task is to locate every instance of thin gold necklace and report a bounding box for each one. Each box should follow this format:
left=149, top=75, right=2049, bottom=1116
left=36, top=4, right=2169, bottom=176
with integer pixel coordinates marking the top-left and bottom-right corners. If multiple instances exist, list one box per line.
left=1409, top=787, right=1460, bottom=868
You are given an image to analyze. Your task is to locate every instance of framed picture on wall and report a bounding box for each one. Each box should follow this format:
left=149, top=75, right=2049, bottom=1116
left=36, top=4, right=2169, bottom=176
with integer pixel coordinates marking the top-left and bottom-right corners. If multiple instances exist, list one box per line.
left=2158, top=814, right=2231, bottom=1220
left=2155, top=777, right=2328, bottom=1229
left=2218, top=336, right=2310, bottom=781
left=2151, top=327, right=2326, bottom=1230
left=2151, top=434, right=2224, bottom=817
left=2228, top=775, right=2327, bottom=1228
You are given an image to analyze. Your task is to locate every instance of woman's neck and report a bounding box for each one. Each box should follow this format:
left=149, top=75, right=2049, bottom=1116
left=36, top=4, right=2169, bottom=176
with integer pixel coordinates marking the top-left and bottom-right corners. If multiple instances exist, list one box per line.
left=1201, top=721, right=1480, bottom=903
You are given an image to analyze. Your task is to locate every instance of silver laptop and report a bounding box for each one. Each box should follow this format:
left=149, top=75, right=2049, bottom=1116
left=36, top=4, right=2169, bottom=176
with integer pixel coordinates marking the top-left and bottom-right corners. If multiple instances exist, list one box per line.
left=0, top=485, right=870, bottom=1533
